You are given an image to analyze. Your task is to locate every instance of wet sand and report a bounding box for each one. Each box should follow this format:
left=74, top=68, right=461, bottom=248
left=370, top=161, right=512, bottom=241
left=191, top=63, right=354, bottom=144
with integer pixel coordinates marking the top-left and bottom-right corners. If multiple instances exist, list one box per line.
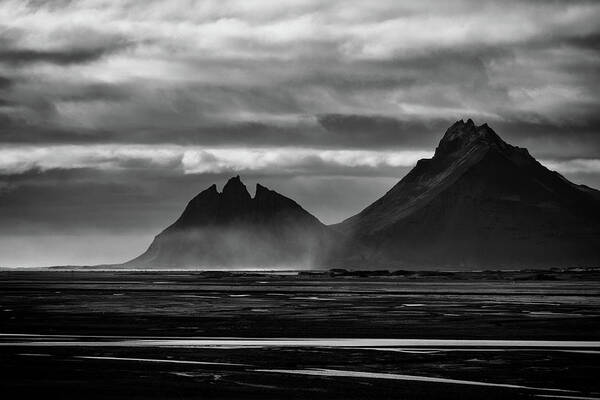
left=1, top=270, right=599, bottom=399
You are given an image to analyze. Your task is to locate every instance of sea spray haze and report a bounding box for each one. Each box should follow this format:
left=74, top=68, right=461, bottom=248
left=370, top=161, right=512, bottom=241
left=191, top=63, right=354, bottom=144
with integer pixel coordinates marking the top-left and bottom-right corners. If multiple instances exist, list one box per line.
left=125, top=176, right=337, bottom=269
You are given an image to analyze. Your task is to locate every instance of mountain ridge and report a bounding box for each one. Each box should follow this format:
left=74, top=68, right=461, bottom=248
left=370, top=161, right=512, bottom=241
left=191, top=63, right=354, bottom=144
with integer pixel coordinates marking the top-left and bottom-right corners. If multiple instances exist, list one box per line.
left=123, top=119, right=600, bottom=269
left=333, top=119, right=600, bottom=268
left=125, top=176, right=335, bottom=268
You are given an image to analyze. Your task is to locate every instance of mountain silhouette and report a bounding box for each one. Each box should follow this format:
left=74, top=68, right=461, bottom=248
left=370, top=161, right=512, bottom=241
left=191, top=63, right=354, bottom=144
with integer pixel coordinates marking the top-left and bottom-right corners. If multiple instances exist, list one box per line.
left=333, top=119, right=600, bottom=268
left=125, top=176, right=334, bottom=268
left=124, top=120, right=599, bottom=270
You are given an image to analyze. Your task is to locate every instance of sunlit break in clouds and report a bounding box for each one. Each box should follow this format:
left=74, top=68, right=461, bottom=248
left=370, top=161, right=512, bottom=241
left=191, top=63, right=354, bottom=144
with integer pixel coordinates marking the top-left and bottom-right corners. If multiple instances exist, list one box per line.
left=0, top=0, right=599, bottom=266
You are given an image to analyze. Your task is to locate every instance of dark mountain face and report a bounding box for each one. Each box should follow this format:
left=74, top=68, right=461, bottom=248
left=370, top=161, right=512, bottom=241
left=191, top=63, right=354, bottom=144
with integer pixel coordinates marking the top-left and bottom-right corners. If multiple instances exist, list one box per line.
left=125, top=176, right=335, bottom=268
left=333, top=119, right=600, bottom=269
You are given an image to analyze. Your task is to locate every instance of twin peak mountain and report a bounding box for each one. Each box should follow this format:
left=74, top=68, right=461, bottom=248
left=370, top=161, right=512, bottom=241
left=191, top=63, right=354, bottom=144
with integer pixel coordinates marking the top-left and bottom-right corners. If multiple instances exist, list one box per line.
left=126, top=119, right=600, bottom=269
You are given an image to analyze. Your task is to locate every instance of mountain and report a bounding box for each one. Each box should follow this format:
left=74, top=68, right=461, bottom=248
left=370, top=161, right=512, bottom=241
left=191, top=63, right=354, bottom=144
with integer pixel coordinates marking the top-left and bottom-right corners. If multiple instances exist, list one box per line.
left=333, top=119, right=600, bottom=269
left=125, top=176, right=334, bottom=268
left=124, top=120, right=600, bottom=270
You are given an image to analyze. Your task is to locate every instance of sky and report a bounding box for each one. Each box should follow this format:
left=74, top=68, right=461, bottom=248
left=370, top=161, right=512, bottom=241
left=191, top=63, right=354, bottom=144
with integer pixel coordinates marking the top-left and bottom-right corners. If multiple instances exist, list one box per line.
left=1, top=0, right=599, bottom=267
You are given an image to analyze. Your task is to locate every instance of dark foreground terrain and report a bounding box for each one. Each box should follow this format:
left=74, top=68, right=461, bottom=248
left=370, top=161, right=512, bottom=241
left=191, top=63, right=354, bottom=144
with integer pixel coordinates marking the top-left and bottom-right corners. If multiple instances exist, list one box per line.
left=1, top=269, right=600, bottom=399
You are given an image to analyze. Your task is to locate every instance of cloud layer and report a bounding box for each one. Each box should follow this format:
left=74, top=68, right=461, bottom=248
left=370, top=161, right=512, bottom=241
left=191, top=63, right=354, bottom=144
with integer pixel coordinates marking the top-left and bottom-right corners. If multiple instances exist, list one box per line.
left=1, top=0, right=599, bottom=150
left=1, top=144, right=598, bottom=178
left=0, top=144, right=432, bottom=176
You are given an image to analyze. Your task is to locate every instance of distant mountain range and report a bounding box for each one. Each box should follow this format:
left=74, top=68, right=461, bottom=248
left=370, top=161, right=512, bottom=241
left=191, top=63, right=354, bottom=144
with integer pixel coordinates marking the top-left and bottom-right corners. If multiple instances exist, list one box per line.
left=125, top=119, right=600, bottom=269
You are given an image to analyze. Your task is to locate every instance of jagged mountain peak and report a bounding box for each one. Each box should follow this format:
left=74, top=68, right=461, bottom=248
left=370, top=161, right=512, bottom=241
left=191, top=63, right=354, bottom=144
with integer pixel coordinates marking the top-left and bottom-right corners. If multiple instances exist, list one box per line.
left=187, top=177, right=293, bottom=205
left=254, top=182, right=289, bottom=203
left=334, top=119, right=600, bottom=268
left=221, top=175, right=251, bottom=201
left=435, top=119, right=505, bottom=158
left=124, top=176, right=335, bottom=268
left=191, top=183, right=218, bottom=199
left=255, top=183, right=271, bottom=197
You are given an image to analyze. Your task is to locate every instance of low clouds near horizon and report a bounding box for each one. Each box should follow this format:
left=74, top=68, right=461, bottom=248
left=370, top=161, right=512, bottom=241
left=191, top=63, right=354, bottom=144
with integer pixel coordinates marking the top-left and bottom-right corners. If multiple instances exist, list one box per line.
left=1, top=0, right=599, bottom=266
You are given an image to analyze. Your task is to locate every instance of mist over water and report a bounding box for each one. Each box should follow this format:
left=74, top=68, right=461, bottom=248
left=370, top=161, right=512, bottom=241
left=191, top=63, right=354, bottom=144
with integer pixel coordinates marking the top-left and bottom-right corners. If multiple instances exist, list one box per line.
left=128, top=225, right=334, bottom=269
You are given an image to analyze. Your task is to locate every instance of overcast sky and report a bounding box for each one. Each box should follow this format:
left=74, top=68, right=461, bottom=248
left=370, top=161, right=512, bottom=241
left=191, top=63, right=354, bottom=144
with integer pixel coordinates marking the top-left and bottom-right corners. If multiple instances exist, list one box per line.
left=1, top=0, right=599, bottom=267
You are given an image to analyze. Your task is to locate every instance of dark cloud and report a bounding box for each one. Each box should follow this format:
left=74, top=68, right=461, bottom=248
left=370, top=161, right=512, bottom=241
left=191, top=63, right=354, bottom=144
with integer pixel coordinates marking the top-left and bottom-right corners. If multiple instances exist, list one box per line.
left=2, top=112, right=600, bottom=162
left=0, top=46, right=122, bottom=66
left=56, top=82, right=133, bottom=102
left=558, top=34, right=600, bottom=51
left=317, top=114, right=449, bottom=149
left=0, top=76, right=15, bottom=89
left=0, top=168, right=190, bottom=236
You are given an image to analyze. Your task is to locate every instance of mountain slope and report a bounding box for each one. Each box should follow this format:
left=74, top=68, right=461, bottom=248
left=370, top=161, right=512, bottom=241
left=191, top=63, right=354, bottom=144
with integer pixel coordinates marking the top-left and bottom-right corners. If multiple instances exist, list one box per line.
left=333, top=119, right=600, bottom=268
left=125, top=176, right=334, bottom=268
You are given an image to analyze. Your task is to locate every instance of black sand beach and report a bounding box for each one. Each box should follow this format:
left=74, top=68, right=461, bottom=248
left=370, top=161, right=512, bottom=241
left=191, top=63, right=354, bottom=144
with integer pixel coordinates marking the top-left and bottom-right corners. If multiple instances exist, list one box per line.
left=1, top=270, right=599, bottom=399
